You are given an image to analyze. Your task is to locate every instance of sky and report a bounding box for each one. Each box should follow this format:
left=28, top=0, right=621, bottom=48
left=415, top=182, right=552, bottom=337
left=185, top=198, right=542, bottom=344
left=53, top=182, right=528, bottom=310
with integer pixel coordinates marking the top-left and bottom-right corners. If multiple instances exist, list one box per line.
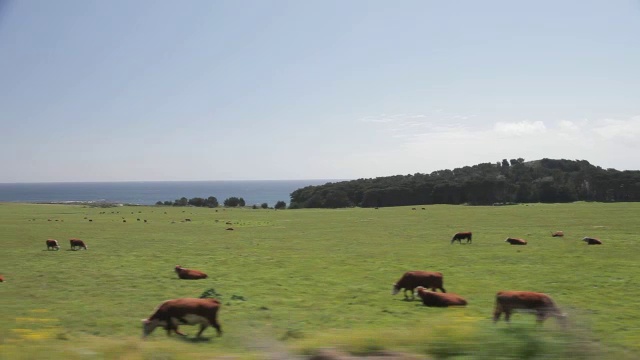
left=1, top=0, right=639, bottom=182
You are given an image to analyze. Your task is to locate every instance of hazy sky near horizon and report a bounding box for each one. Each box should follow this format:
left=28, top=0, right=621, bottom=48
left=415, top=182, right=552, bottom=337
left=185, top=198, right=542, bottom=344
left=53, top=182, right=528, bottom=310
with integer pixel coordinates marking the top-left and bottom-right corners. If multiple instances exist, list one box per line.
left=1, top=0, right=639, bottom=182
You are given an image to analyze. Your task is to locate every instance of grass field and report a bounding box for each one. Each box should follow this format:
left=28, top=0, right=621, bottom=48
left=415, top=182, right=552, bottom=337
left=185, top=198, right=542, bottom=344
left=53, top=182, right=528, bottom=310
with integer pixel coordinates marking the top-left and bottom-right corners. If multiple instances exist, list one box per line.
left=1, top=202, right=639, bottom=359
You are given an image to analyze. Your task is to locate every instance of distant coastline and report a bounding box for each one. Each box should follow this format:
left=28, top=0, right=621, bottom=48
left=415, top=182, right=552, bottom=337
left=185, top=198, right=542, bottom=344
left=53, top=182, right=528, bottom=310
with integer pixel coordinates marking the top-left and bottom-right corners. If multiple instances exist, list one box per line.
left=0, top=180, right=341, bottom=206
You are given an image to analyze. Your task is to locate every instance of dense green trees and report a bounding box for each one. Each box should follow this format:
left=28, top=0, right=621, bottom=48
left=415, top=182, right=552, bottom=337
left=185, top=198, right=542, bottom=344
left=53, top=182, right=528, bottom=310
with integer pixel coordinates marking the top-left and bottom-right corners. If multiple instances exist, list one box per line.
left=289, top=158, right=640, bottom=208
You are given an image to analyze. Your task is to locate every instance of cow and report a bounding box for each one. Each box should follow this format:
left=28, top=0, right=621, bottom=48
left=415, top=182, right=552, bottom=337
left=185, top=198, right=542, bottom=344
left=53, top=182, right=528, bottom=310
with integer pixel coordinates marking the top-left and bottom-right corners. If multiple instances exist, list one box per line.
left=392, top=271, right=446, bottom=299
left=174, top=265, right=208, bottom=280
left=46, top=239, right=60, bottom=251
left=142, top=298, right=222, bottom=338
left=583, top=237, right=602, bottom=245
left=0, top=275, right=4, bottom=282
left=415, top=287, right=467, bottom=307
left=69, top=238, right=87, bottom=250
left=451, top=232, right=472, bottom=244
left=551, top=231, right=564, bottom=237
left=493, top=291, right=566, bottom=326
left=505, top=237, right=527, bottom=245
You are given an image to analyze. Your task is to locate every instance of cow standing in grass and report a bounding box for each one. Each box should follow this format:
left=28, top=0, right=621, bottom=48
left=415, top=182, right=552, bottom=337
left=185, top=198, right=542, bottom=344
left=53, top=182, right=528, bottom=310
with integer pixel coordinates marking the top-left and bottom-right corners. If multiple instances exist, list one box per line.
left=392, top=271, right=446, bottom=299
left=415, top=287, right=467, bottom=307
left=174, top=265, right=208, bottom=280
left=451, top=232, right=472, bottom=244
left=583, top=237, right=602, bottom=245
left=493, top=291, right=566, bottom=325
left=46, top=239, right=60, bottom=250
left=69, top=238, right=87, bottom=250
left=142, top=298, right=222, bottom=338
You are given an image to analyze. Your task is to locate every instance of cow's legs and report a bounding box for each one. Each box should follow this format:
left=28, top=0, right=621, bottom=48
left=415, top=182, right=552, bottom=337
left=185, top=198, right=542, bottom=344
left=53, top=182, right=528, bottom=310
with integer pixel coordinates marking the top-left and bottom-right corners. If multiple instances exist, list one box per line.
left=493, top=308, right=502, bottom=323
left=208, top=317, right=223, bottom=336
left=504, top=310, right=512, bottom=322
left=173, top=326, right=186, bottom=336
left=196, top=324, right=208, bottom=338
left=404, top=289, right=413, bottom=299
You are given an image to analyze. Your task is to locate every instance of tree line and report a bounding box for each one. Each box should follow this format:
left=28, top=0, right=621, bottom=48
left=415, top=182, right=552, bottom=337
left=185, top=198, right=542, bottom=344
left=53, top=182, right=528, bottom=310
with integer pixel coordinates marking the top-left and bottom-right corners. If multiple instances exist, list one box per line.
left=155, top=196, right=287, bottom=209
left=289, top=158, right=640, bottom=208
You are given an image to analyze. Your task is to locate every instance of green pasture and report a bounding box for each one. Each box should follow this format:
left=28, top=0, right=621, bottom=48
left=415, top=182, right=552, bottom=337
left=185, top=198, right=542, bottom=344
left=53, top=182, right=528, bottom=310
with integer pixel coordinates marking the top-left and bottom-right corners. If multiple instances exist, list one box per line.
left=0, top=202, right=639, bottom=359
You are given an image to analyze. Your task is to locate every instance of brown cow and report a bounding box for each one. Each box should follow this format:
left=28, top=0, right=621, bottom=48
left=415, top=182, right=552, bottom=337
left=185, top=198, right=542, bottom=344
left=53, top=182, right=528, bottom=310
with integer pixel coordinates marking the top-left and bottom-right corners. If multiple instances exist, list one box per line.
left=174, top=265, right=208, bottom=280
left=46, top=239, right=60, bottom=251
left=392, top=271, right=446, bottom=299
left=142, top=298, right=222, bottom=338
left=551, top=231, right=564, bottom=237
left=451, top=232, right=472, bottom=244
left=505, top=237, right=527, bottom=245
left=0, top=275, right=4, bottom=282
left=69, top=238, right=87, bottom=250
left=583, top=237, right=602, bottom=245
left=493, top=291, right=566, bottom=325
left=415, top=287, right=467, bottom=307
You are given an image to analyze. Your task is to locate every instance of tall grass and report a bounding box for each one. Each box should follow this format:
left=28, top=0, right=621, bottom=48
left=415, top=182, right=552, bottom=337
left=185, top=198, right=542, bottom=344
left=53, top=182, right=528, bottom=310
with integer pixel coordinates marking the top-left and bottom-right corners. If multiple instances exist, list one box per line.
left=1, top=202, right=639, bottom=358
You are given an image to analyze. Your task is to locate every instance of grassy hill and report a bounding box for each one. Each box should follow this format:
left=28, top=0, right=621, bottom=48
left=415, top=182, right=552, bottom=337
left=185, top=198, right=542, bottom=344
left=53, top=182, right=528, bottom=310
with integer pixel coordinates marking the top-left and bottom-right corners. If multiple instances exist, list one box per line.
left=1, top=202, right=639, bottom=359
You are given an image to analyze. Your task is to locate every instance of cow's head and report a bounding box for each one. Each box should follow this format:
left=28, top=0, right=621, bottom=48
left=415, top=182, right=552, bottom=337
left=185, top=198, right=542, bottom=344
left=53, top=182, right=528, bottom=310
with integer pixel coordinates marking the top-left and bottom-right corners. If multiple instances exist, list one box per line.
left=391, top=284, right=400, bottom=295
left=505, top=238, right=510, bottom=242
left=414, top=286, right=427, bottom=297
left=142, top=318, right=161, bottom=337
left=175, top=265, right=183, bottom=272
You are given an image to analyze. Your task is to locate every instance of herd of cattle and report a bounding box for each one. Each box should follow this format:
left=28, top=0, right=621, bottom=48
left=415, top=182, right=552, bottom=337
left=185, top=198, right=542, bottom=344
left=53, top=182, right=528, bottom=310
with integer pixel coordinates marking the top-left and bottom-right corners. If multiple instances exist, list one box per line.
left=450, top=231, right=603, bottom=245
left=45, top=238, right=88, bottom=250
left=392, top=270, right=567, bottom=326
left=8, top=229, right=598, bottom=339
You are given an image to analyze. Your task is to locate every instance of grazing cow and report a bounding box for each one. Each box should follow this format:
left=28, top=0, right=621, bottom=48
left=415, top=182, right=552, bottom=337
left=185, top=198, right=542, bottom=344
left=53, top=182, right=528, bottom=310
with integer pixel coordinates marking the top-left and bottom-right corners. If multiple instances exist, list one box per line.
left=493, top=291, right=566, bottom=325
left=415, top=287, right=467, bottom=307
left=0, top=275, right=4, bottom=282
left=46, top=239, right=60, bottom=251
left=505, top=237, right=527, bottom=245
left=551, top=231, right=564, bottom=237
left=142, top=298, right=222, bottom=338
left=174, top=265, right=208, bottom=280
left=583, top=237, right=602, bottom=245
left=392, top=271, right=446, bottom=299
left=451, top=232, right=472, bottom=244
left=69, top=238, right=87, bottom=250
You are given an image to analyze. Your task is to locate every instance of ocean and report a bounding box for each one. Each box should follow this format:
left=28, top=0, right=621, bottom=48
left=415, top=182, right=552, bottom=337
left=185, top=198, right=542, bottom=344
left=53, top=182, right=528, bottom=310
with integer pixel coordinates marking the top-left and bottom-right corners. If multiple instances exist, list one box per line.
left=0, top=180, right=338, bottom=206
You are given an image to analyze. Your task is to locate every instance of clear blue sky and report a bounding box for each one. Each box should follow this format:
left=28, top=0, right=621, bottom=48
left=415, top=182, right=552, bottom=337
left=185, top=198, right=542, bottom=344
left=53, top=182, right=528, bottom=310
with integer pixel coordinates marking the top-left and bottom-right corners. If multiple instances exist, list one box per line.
left=1, top=0, right=639, bottom=182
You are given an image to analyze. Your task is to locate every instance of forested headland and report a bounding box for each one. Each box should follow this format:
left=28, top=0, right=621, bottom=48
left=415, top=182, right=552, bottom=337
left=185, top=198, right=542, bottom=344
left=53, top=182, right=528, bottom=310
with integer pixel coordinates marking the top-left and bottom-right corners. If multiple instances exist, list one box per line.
left=289, top=158, right=640, bottom=208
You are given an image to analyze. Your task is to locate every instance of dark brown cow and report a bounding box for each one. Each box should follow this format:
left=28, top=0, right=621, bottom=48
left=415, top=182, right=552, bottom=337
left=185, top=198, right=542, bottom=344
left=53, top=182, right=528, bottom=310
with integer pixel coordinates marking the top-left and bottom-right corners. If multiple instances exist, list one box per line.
left=392, top=271, right=446, bottom=299
left=583, top=237, right=602, bottom=245
left=551, top=231, right=564, bottom=237
left=505, top=237, right=527, bottom=245
left=142, top=298, right=222, bottom=338
left=46, top=239, right=60, bottom=250
left=415, top=287, right=467, bottom=307
left=69, top=238, right=87, bottom=250
left=451, top=232, right=472, bottom=244
left=493, top=291, right=566, bottom=325
left=174, top=265, right=208, bottom=280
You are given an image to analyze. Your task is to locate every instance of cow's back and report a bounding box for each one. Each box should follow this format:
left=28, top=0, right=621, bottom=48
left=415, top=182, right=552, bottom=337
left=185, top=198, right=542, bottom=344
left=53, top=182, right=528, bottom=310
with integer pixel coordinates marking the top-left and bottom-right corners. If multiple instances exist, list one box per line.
left=153, top=298, right=220, bottom=319
left=496, top=291, right=554, bottom=309
left=401, top=271, right=443, bottom=288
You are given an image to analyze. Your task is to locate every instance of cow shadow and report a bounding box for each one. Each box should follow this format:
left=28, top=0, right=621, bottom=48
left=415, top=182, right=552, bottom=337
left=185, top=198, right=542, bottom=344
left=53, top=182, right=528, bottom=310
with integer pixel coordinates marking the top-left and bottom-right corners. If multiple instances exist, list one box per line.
left=178, top=336, right=211, bottom=343
left=397, top=298, right=417, bottom=302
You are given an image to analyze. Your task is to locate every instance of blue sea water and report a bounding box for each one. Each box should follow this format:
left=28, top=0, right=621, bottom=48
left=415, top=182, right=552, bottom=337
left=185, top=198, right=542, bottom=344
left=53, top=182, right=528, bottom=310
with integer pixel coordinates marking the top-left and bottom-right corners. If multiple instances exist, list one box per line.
left=0, top=180, right=338, bottom=206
